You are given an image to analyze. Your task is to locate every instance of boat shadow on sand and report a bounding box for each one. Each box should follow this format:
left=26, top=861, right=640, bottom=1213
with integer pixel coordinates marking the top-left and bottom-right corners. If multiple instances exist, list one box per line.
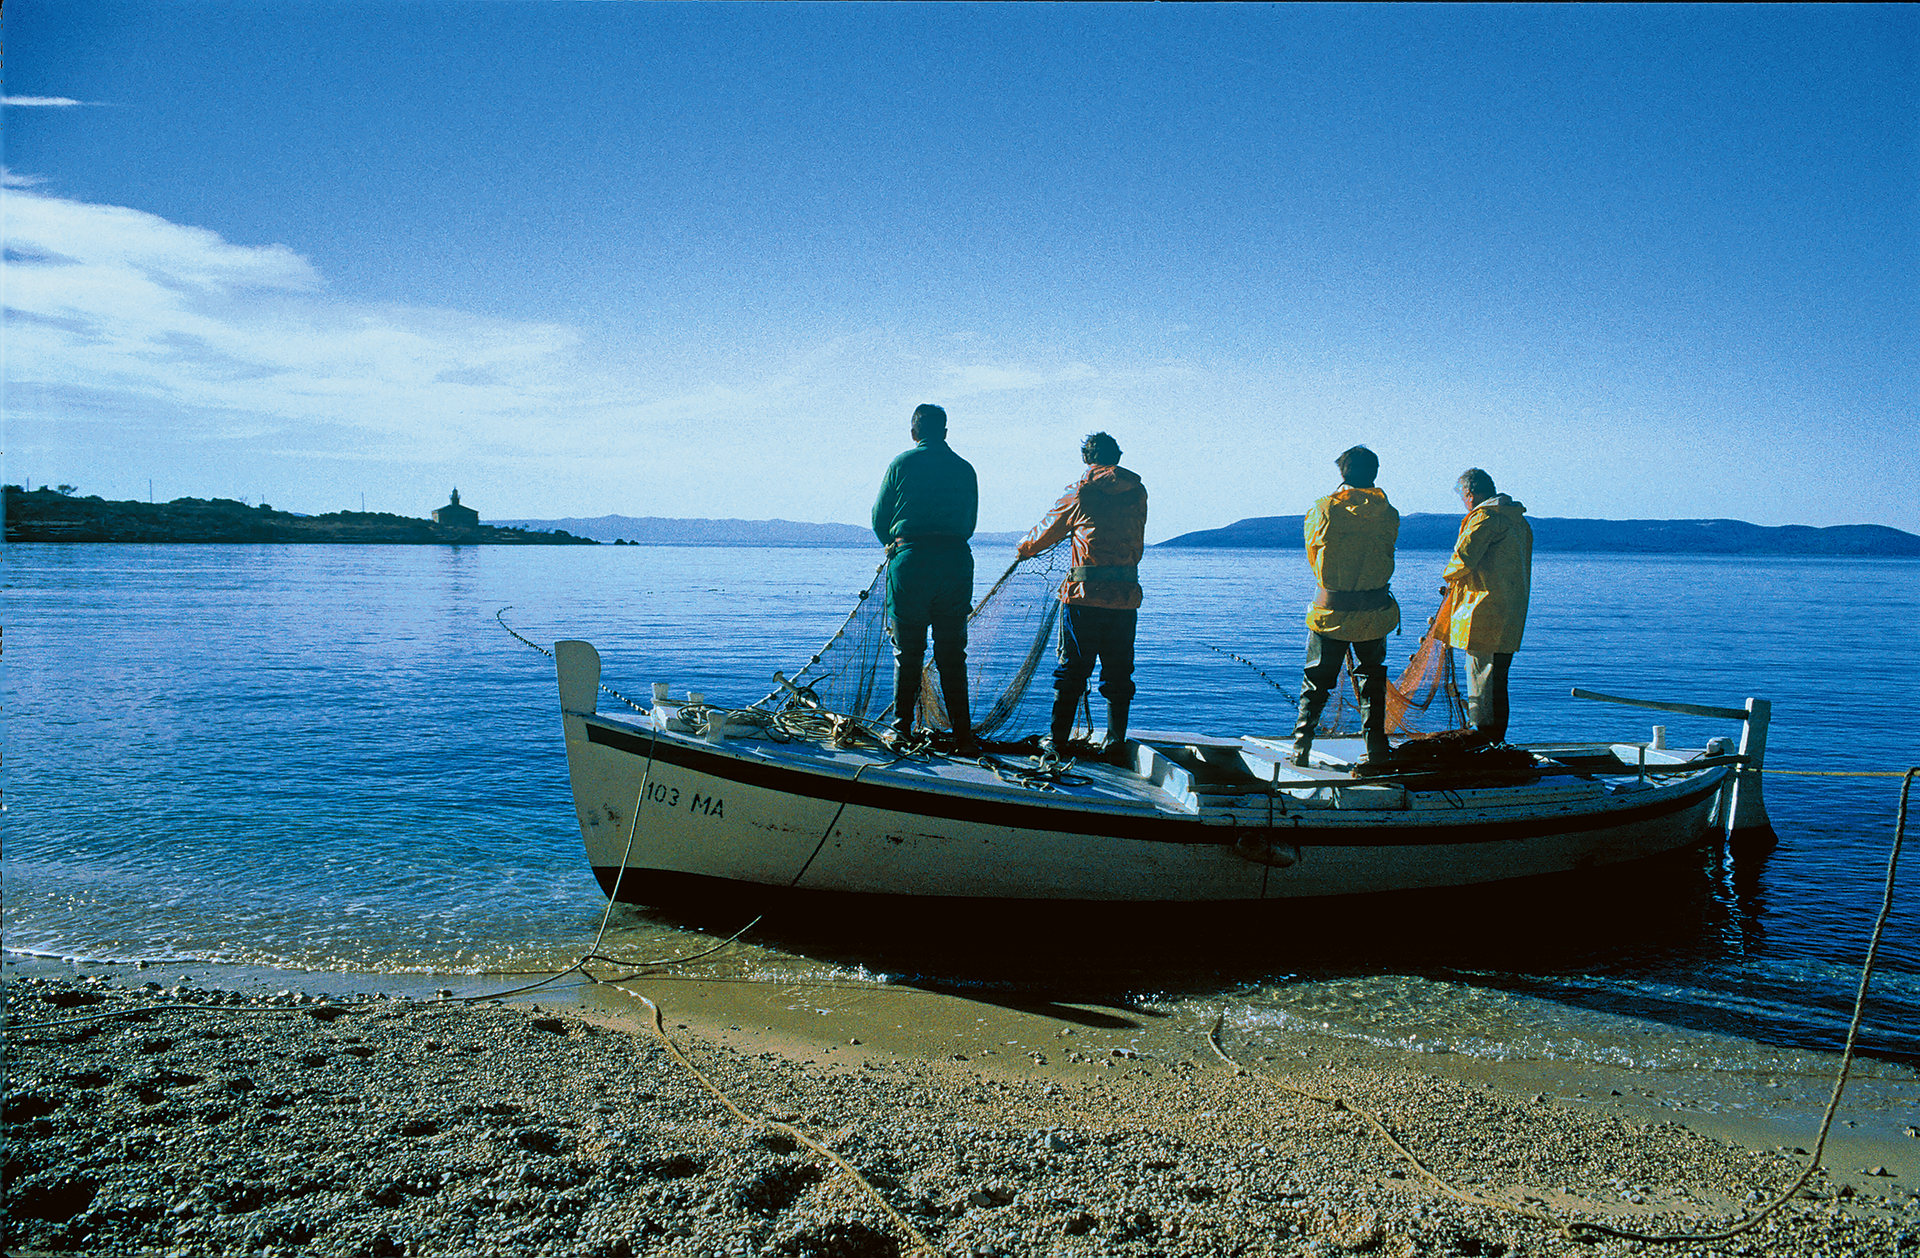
left=620, top=837, right=1889, bottom=1058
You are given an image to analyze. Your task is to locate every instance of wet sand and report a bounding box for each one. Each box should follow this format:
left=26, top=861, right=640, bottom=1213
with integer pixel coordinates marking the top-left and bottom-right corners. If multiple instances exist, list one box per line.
left=7, top=953, right=1917, bottom=1257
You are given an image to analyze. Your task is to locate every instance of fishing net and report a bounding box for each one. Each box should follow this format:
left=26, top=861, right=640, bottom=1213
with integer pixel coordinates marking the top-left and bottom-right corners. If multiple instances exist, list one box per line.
left=1322, top=587, right=1471, bottom=738
left=760, top=543, right=1074, bottom=739
left=760, top=543, right=1469, bottom=743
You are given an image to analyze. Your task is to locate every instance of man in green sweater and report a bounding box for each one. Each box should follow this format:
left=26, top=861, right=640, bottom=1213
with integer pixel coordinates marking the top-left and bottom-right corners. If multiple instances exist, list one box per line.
left=872, top=404, right=978, bottom=748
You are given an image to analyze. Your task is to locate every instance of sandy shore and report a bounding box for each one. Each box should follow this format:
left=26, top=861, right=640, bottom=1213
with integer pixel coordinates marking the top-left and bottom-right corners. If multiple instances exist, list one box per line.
left=6, top=957, right=1916, bottom=1257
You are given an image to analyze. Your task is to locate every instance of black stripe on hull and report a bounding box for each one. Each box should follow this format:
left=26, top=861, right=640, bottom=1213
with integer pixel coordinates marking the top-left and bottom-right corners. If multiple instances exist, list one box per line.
left=594, top=865, right=1271, bottom=910
left=584, top=720, right=1724, bottom=848
left=592, top=838, right=1720, bottom=910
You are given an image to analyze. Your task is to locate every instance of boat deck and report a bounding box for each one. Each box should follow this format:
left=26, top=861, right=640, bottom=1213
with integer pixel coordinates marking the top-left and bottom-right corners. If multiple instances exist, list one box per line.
left=587, top=708, right=1681, bottom=824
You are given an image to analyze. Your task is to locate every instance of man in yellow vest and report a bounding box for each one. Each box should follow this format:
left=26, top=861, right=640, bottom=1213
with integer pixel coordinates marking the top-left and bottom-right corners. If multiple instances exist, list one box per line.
left=1291, top=446, right=1399, bottom=768
left=1442, top=468, right=1533, bottom=743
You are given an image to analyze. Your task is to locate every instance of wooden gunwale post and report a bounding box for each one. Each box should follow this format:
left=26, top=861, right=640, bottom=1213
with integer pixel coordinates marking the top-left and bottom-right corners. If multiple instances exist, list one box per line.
left=1725, top=696, right=1775, bottom=848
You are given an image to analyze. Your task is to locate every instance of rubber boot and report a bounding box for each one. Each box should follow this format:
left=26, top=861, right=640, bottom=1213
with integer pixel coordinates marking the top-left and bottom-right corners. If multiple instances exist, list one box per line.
left=1044, top=689, right=1079, bottom=760
left=940, top=667, right=976, bottom=754
left=889, top=660, right=920, bottom=743
left=1289, top=694, right=1326, bottom=767
left=1356, top=669, right=1391, bottom=767
left=1102, top=698, right=1132, bottom=768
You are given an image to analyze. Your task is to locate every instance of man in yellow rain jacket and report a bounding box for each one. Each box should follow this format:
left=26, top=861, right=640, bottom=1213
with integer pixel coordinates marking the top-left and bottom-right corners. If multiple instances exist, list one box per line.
left=1442, top=468, right=1533, bottom=743
left=1015, top=432, right=1148, bottom=763
left=1292, top=446, right=1400, bottom=768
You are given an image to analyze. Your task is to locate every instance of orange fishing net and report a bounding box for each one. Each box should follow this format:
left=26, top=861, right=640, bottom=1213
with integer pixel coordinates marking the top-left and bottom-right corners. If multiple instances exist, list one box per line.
left=1323, top=588, right=1472, bottom=738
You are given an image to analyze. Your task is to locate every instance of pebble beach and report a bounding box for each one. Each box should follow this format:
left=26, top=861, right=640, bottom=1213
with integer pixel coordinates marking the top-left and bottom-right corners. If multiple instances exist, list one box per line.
left=7, top=965, right=1916, bottom=1258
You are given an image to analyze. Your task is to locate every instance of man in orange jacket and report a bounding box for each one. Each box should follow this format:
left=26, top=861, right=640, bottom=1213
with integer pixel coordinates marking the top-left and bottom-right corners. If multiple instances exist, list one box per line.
left=1292, top=445, right=1400, bottom=768
left=1015, top=432, right=1149, bottom=763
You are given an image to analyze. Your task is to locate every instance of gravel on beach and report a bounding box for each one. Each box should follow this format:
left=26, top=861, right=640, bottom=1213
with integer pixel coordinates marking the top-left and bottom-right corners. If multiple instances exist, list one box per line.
left=6, top=973, right=1916, bottom=1258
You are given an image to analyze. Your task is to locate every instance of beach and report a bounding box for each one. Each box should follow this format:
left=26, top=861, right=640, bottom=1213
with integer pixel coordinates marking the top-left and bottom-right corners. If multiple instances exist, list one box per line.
left=8, top=958, right=1916, bottom=1258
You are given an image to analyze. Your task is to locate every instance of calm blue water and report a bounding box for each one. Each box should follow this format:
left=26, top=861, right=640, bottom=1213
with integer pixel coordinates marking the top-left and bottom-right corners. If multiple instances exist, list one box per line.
left=6, top=543, right=1917, bottom=1070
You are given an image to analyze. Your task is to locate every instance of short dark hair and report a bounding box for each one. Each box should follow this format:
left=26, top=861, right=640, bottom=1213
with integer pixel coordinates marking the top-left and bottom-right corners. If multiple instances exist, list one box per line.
left=911, top=403, right=947, bottom=435
left=1081, top=431, right=1121, bottom=465
left=1335, top=445, right=1378, bottom=487
left=1457, top=468, right=1495, bottom=499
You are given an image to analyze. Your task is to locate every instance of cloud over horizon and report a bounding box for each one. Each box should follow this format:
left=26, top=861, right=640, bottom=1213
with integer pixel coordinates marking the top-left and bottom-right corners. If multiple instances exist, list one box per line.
left=2, top=182, right=1134, bottom=524
left=5, top=183, right=592, bottom=456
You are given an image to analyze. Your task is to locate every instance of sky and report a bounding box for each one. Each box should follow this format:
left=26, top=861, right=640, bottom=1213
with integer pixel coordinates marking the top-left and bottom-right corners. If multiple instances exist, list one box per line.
left=3, top=3, right=1914, bottom=540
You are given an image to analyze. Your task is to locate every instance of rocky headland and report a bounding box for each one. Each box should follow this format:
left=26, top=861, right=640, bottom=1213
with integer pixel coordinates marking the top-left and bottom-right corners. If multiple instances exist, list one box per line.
left=3, top=489, right=596, bottom=545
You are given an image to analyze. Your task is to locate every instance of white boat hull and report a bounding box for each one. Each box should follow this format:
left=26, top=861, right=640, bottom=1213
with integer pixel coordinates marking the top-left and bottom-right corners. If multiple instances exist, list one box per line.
left=557, top=642, right=1730, bottom=906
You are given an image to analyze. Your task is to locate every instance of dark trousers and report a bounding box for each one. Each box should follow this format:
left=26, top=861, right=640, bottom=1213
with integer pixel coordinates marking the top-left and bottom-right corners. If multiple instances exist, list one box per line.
left=1054, top=604, right=1137, bottom=703
left=1465, top=651, right=1514, bottom=742
left=1297, top=632, right=1390, bottom=759
left=886, top=541, right=972, bottom=727
left=1300, top=632, right=1387, bottom=712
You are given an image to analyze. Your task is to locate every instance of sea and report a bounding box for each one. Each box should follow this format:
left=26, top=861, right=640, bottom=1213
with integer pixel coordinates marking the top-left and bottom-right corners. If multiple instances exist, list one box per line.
left=7, top=543, right=1918, bottom=1095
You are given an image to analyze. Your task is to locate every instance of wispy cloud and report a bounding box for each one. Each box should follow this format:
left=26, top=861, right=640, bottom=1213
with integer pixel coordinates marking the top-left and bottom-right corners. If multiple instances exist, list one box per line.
left=938, top=361, right=1098, bottom=398
left=3, top=96, right=98, bottom=107
left=3, top=183, right=593, bottom=455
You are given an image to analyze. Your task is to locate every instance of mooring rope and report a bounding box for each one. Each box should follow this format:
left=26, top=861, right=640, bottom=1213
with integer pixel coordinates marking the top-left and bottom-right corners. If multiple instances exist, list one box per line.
left=610, top=981, right=941, bottom=1257
left=1204, top=1018, right=1579, bottom=1238
left=1207, top=765, right=1917, bottom=1247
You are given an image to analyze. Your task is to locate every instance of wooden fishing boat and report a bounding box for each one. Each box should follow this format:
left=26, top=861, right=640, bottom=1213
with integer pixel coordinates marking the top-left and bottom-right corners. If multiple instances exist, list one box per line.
left=554, top=641, right=1768, bottom=907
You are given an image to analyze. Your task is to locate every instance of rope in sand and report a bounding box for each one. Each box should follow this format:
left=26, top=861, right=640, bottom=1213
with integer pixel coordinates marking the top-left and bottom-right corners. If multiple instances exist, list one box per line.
left=608, top=980, right=940, bottom=1258
left=1203, top=1017, right=1580, bottom=1239
left=1208, top=765, right=1915, bottom=1247
left=9, top=958, right=940, bottom=1256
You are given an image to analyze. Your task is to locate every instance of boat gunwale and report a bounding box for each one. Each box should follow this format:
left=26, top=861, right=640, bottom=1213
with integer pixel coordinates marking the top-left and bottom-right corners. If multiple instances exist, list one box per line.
left=579, top=715, right=1731, bottom=849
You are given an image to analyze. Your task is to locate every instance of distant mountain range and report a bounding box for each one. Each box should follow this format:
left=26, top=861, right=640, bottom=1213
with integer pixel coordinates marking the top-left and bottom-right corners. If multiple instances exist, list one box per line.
left=487, top=514, right=1028, bottom=547
left=14, top=489, right=1912, bottom=556
left=1158, top=514, right=1920, bottom=556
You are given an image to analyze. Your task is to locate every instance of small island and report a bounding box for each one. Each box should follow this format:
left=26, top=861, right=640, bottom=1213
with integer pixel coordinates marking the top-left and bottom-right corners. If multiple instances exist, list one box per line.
left=3, top=487, right=597, bottom=545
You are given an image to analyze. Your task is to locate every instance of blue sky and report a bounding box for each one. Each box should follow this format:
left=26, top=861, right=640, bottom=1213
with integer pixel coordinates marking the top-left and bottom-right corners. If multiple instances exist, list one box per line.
left=5, top=3, right=1913, bottom=539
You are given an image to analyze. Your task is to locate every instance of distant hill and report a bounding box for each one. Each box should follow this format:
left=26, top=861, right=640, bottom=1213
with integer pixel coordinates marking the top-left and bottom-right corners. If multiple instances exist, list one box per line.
left=1158, top=513, right=1920, bottom=556
left=489, top=514, right=1027, bottom=547
left=4, top=488, right=597, bottom=545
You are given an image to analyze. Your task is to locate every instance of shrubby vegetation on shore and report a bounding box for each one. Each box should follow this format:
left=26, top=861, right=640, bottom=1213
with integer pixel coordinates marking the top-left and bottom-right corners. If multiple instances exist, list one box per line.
left=2, top=488, right=596, bottom=545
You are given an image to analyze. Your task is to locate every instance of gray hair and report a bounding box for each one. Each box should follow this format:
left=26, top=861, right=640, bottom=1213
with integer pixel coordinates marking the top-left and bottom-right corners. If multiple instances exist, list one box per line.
left=1457, top=468, right=1495, bottom=499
